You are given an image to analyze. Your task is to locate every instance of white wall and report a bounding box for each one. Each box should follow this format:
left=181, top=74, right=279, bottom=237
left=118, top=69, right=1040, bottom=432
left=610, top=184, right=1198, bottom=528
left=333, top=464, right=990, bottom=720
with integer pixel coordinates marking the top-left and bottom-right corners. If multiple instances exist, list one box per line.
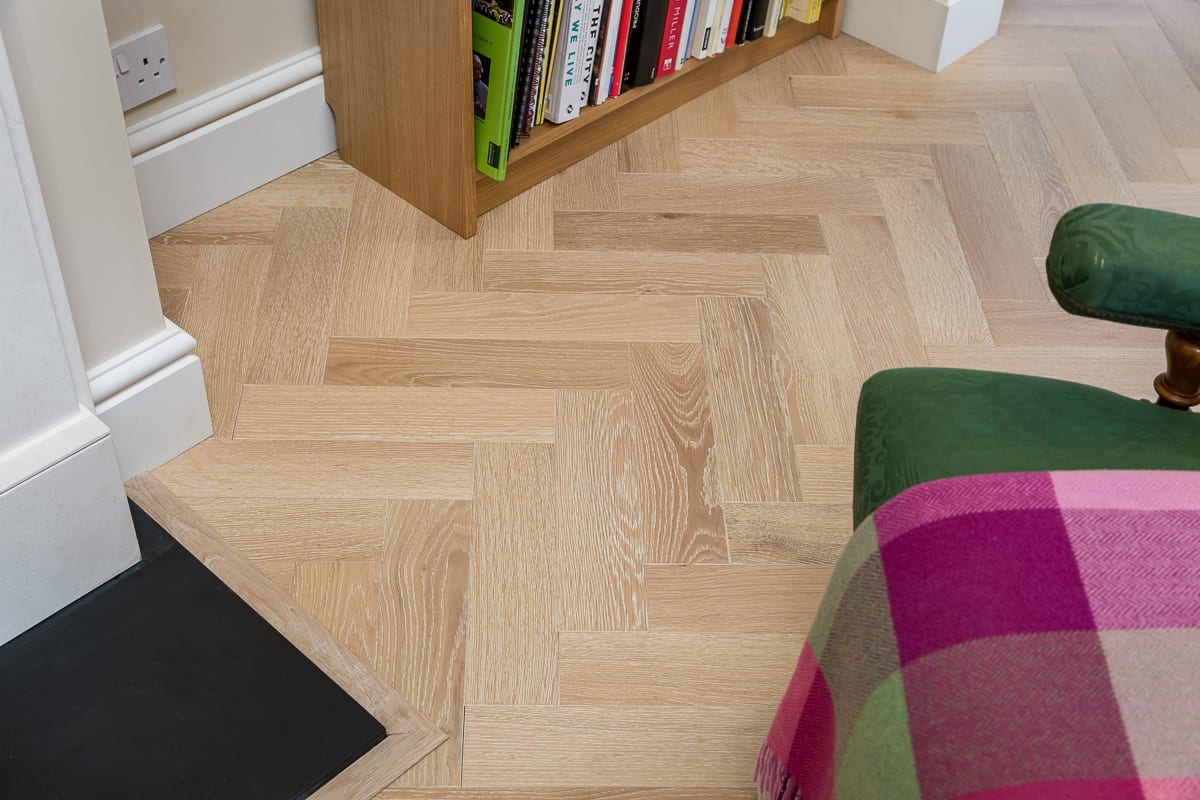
left=101, top=0, right=320, bottom=126
left=0, top=0, right=165, bottom=370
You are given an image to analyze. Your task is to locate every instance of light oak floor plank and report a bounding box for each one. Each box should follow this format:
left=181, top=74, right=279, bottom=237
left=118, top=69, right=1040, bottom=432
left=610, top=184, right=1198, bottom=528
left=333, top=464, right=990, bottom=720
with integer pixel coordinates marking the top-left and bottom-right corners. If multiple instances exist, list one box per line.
left=981, top=298, right=1165, bottom=348
left=1147, top=0, right=1200, bottom=89
left=244, top=207, right=350, bottom=385
left=617, top=113, right=680, bottom=173
left=876, top=178, right=993, bottom=345
left=645, top=565, right=832, bottom=633
left=478, top=180, right=556, bottom=252
left=159, top=287, right=189, bottom=327
left=155, top=439, right=475, bottom=499
left=324, top=337, right=631, bottom=389
left=558, top=631, right=804, bottom=705
left=235, top=385, right=556, bottom=443
left=462, top=706, right=770, bottom=787
left=631, top=343, right=728, bottom=565
left=1179, top=149, right=1200, bottom=183
left=554, top=211, right=826, bottom=253
left=467, top=443, right=560, bottom=705
left=617, top=173, right=883, bottom=216
left=152, top=204, right=282, bottom=246
left=794, top=445, right=854, bottom=504
left=553, top=142, right=621, bottom=212
left=406, top=292, right=702, bottom=342
left=378, top=500, right=472, bottom=786
left=737, top=107, right=987, bottom=145
left=1132, top=182, right=1200, bottom=216
left=482, top=250, right=765, bottom=296
left=787, top=76, right=1032, bottom=111
left=700, top=296, right=801, bottom=502
left=1004, top=0, right=1158, bottom=27
left=177, top=497, right=388, bottom=561
left=149, top=242, right=202, bottom=289
left=1067, top=52, right=1188, bottom=183
left=981, top=112, right=1076, bottom=258
left=556, top=391, right=647, bottom=631
left=291, top=560, right=379, bottom=666
left=1029, top=79, right=1137, bottom=205
left=180, top=246, right=272, bottom=437
left=724, top=503, right=854, bottom=566
left=1109, top=25, right=1200, bottom=149
left=678, top=140, right=937, bottom=179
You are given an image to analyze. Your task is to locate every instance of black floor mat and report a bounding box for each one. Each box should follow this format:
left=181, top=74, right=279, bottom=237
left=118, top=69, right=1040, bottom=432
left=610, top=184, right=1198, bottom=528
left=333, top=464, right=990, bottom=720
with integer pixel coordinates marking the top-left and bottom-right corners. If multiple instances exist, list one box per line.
left=0, top=501, right=385, bottom=799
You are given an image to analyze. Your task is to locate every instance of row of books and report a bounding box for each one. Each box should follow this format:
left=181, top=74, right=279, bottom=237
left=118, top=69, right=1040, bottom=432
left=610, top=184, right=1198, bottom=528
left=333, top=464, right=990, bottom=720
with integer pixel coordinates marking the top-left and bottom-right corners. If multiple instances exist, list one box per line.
left=472, top=0, right=820, bottom=180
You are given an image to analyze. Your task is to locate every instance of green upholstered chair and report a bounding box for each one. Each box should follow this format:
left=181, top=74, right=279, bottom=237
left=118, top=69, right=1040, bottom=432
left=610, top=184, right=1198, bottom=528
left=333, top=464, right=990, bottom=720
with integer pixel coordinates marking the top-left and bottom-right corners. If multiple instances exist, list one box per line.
left=853, top=203, right=1200, bottom=526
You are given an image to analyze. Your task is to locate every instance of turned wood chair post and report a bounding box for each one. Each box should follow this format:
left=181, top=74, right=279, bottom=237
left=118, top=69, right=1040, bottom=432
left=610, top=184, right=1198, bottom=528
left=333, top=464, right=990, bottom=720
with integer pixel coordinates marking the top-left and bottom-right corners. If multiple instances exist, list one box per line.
left=1155, top=330, right=1200, bottom=410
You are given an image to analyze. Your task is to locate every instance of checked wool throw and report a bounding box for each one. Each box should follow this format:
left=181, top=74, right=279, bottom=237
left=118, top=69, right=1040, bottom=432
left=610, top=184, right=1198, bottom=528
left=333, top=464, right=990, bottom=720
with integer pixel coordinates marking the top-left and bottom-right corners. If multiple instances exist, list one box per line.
left=757, top=470, right=1200, bottom=800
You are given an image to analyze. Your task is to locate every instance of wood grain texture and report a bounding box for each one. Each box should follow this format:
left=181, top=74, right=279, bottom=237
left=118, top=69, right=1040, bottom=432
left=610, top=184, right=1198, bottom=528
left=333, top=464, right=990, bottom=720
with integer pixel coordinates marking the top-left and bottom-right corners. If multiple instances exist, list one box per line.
left=724, top=503, right=853, bottom=566
left=822, top=215, right=929, bottom=373
left=737, top=107, right=987, bottom=144
left=244, top=207, right=349, bottom=385
left=876, top=178, right=993, bottom=345
left=679, top=140, right=937, bottom=179
left=631, top=343, right=728, bottom=565
left=558, top=632, right=804, bottom=705
left=159, top=288, right=188, bottom=326
left=405, top=292, right=701, bottom=342
left=151, top=204, right=282, bottom=245
left=787, top=76, right=1032, bottom=110
left=177, top=497, right=388, bottom=561
left=312, top=734, right=448, bottom=800
left=482, top=251, right=765, bottom=296
left=180, top=246, right=271, bottom=437
left=315, top=0, right=476, bottom=236
left=553, top=143, right=621, bottom=212
left=291, top=560, right=379, bottom=665
left=324, top=337, right=631, bottom=389
left=1147, top=0, right=1200, bottom=89
left=1179, top=149, right=1200, bottom=183
left=645, top=565, right=831, bottom=632
left=125, top=474, right=445, bottom=742
left=1132, top=183, right=1200, bottom=216
left=761, top=255, right=859, bottom=445
left=461, top=706, right=769, bottom=787
left=149, top=242, right=201, bottom=288
left=699, top=297, right=801, bottom=502
left=555, top=211, right=826, bottom=254
left=617, top=173, right=883, bottom=215
left=794, top=445, right=854, bottom=504
left=674, top=82, right=739, bottom=140
left=1068, top=52, right=1188, bottom=183
left=1004, top=0, right=1158, bottom=27
left=254, top=559, right=297, bottom=592
left=557, top=391, right=646, bottom=631
left=617, top=114, right=680, bottom=174
left=154, top=439, right=475, bottom=499
left=981, top=112, right=1076, bottom=258
left=926, top=345, right=1164, bottom=401
left=1110, top=25, right=1200, bottom=149
left=1028, top=79, right=1137, bottom=205
left=378, top=790, right=755, bottom=799
left=333, top=174, right=418, bottom=338
left=467, top=443, right=559, bottom=704
left=932, top=145, right=1047, bottom=300
left=234, top=385, right=556, bottom=442
left=377, top=500, right=471, bottom=786
left=231, top=155, right=357, bottom=210
left=478, top=180, right=556, bottom=252
left=981, top=298, right=1165, bottom=348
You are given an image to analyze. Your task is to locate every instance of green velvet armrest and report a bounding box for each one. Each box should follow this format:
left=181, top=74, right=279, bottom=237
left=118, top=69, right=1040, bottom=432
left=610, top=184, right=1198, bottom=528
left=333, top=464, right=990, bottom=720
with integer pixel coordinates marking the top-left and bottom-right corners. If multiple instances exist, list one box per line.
left=1046, top=203, right=1200, bottom=335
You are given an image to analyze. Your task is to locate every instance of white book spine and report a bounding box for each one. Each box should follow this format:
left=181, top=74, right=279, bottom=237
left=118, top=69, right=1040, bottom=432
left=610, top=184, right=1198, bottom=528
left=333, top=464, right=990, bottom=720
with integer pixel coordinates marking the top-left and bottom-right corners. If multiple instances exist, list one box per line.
left=690, top=0, right=718, bottom=58
left=545, top=0, right=589, bottom=122
left=677, top=0, right=698, bottom=65
left=763, top=0, right=784, bottom=36
left=596, top=0, right=623, bottom=104
left=714, top=0, right=733, bottom=54
left=577, top=0, right=604, bottom=107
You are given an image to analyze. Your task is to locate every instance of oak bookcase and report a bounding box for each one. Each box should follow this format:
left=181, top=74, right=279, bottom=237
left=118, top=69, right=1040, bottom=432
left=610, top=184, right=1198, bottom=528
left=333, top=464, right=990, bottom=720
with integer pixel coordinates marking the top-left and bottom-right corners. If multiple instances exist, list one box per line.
left=315, top=0, right=845, bottom=237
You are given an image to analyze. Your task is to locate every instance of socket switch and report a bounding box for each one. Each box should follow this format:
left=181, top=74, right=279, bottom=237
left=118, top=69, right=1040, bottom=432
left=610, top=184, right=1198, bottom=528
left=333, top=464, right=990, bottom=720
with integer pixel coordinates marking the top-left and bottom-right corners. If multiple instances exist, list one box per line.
left=111, top=25, right=176, bottom=112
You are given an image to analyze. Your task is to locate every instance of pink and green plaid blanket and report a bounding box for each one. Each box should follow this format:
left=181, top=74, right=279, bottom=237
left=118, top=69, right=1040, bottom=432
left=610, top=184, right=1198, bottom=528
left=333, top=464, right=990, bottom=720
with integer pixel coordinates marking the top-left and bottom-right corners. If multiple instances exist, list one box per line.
left=757, top=470, right=1200, bottom=800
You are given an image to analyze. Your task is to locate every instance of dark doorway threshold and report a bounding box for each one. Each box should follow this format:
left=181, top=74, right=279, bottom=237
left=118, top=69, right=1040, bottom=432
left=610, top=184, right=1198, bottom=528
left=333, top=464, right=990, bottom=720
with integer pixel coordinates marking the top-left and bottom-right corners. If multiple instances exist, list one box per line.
left=0, top=500, right=386, bottom=799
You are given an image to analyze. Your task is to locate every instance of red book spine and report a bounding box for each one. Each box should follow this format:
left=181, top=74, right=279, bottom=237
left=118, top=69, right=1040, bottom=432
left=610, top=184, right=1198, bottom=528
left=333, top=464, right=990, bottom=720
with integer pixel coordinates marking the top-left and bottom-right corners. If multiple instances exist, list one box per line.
left=656, top=0, right=688, bottom=76
left=609, top=0, right=636, bottom=96
left=724, top=0, right=744, bottom=47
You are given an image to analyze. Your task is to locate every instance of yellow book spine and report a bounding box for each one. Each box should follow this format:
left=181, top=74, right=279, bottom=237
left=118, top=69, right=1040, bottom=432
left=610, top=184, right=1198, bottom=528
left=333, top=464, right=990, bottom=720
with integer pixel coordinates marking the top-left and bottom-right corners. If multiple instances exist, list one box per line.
left=781, top=0, right=792, bottom=17
left=802, top=0, right=820, bottom=23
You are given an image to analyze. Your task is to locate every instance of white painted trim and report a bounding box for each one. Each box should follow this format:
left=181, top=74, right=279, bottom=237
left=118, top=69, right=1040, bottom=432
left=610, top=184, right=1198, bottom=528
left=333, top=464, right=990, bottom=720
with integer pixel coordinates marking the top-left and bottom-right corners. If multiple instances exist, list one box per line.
left=126, top=47, right=323, bottom=156
left=87, top=319, right=212, bottom=478
left=132, top=72, right=336, bottom=237
left=0, top=409, right=108, bottom=496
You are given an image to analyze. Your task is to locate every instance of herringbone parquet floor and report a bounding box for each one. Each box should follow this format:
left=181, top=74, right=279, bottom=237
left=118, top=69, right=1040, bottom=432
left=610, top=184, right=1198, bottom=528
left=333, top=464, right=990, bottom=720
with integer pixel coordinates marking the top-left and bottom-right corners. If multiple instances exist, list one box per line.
left=150, top=0, right=1199, bottom=793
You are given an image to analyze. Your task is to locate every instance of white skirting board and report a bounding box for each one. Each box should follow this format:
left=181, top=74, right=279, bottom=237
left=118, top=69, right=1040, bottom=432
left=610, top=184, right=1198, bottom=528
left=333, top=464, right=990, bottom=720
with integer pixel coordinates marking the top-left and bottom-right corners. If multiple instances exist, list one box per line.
left=842, top=0, right=1004, bottom=73
left=88, top=319, right=213, bottom=479
left=130, top=48, right=337, bottom=238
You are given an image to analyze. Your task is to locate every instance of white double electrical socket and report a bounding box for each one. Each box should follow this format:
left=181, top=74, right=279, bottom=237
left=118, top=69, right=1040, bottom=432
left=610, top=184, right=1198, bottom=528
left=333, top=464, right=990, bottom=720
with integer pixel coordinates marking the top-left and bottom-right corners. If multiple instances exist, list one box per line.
left=111, top=24, right=176, bottom=112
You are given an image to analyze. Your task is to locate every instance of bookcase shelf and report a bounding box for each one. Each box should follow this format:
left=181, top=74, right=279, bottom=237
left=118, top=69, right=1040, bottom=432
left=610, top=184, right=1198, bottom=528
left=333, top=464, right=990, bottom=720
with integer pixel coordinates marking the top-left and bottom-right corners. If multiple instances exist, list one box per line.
left=316, top=0, right=845, bottom=237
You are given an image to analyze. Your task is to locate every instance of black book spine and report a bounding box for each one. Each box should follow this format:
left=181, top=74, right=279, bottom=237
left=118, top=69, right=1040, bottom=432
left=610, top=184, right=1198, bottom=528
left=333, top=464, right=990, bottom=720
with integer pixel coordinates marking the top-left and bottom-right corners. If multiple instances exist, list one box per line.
left=523, top=0, right=553, bottom=133
left=510, top=0, right=539, bottom=146
left=625, top=0, right=668, bottom=88
left=745, top=0, right=769, bottom=41
left=588, top=0, right=613, bottom=104
left=621, top=0, right=646, bottom=90
left=735, top=0, right=754, bottom=44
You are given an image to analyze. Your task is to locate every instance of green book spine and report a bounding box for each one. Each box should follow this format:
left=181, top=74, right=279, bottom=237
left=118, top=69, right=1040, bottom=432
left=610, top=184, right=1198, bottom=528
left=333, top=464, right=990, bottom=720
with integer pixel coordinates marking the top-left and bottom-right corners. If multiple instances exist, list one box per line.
left=473, top=0, right=528, bottom=181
